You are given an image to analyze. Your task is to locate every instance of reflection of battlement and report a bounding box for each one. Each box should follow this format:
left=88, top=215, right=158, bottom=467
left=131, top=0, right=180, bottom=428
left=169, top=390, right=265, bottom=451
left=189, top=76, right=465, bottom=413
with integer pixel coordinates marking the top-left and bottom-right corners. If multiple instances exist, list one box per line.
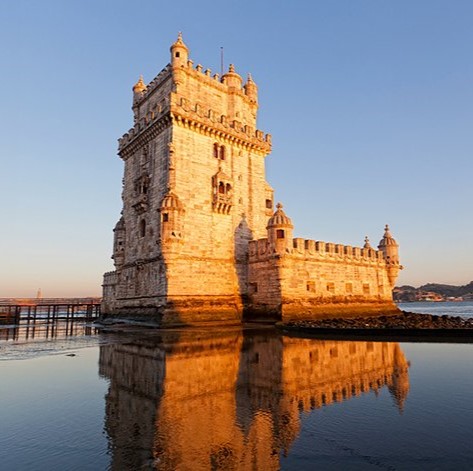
left=100, top=329, right=410, bottom=470
left=280, top=338, right=409, bottom=413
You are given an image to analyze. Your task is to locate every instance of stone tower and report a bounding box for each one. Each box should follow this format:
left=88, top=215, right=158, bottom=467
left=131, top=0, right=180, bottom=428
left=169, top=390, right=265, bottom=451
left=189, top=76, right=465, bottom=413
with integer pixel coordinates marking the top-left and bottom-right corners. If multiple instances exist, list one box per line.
left=102, top=34, right=273, bottom=323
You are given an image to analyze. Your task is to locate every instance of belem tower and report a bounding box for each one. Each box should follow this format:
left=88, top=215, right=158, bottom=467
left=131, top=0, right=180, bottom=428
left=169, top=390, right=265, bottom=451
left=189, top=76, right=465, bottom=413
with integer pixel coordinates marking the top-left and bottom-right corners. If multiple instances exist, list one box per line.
left=102, top=34, right=402, bottom=324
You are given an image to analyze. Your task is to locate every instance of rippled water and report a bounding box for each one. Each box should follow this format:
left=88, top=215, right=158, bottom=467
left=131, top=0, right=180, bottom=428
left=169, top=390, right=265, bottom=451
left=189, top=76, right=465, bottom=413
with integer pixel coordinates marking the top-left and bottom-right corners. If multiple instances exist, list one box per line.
left=1, top=306, right=473, bottom=470
left=398, top=301, right=473, bottom=319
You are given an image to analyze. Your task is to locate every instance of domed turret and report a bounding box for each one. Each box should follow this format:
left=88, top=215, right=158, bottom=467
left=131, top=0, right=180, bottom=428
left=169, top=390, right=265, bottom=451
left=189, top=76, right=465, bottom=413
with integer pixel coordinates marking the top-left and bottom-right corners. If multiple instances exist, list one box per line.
left=221, top=64, right=243, bottom=89
left=112, top=217, right=126, bottom=268
left=132, top=75, right=147, bottom=102
left=244, top=73, right=258, bottom=103
left=170, top=32, right=189, bottom=67
left=160, top=191, right=184, bottom=246
left=267, top=203, right=293, bottom=254
left=161, top=191, right=184, bottom=211
left=378, top=224, right=402, bottom=287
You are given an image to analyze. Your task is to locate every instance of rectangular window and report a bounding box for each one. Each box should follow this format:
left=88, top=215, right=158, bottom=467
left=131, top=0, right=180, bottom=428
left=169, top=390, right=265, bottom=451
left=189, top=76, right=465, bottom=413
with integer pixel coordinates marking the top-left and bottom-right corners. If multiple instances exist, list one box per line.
left=307, top=281, right=316, bottom=292
left=265, top=199, right=273, bottom=209
left=363, top=283, right=370, bottom=295
left=327, top=282, right=335, bottom=293
left=162, top=213, right=169, bottom=222
left=276, top=229, right=285, bottom=239
left=249, top=282, right=258, bottom=294
left=346, top=282, right=353, bottom=293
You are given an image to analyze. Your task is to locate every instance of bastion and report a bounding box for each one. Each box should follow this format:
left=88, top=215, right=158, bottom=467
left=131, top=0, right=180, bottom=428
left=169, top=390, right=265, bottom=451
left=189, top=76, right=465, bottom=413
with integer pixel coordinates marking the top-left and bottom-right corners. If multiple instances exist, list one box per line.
left=102, top=34, right=402, bottom=325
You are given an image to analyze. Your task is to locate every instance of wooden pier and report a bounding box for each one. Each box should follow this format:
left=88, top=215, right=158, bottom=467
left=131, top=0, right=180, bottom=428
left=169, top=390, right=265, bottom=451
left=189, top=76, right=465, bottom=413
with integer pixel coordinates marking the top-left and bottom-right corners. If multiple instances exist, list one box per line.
left=0, top=301, right=101, bottom=325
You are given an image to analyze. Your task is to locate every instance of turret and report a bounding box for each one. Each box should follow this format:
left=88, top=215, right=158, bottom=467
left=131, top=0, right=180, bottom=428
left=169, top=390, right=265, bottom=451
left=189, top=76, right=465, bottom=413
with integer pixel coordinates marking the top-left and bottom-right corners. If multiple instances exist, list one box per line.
left=170, top=32, right=189, bottom=68
left=160, top=191, right=184, bottom=250
left=112, top=217, right=126, bottom=268
left=132, top=75, right=147, bottom=102
left=378, top=224, right=402, bottom=287
left=244, top=73, right=258, bottom=104
left=221, top=64, right=243, bottom=89
left=266, top=203, right=293, bottom=254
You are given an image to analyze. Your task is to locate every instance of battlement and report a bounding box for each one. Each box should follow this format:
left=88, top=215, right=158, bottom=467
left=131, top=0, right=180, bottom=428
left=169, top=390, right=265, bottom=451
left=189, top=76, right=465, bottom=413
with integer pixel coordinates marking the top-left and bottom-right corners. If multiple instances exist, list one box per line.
left=118, top=65, right=271, bottom=154
left=249, top=237, right=386, bottom=264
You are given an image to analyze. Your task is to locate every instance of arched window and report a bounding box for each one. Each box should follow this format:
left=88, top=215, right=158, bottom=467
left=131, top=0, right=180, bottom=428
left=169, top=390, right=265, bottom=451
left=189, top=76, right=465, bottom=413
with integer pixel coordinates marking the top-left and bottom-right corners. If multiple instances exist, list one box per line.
left=225, top=183, right=232, bottom=194
left=218, top=182, right=225, bottom=194
left=139, top=219, right=146, bottom=238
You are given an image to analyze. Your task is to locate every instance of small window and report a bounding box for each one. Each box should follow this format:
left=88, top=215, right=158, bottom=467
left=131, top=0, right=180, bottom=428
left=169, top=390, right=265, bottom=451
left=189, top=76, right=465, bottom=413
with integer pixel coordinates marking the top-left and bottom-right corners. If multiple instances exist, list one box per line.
left=218, top=182, right=225, bottom=194
left=307, top=281, right=316, bottom=292
left=363, top=283, right=370, bottom=295
left=139, top=219, right=146, bottom=238
left=225, top=183, right=232, bottom=194
left=219, top=146, right=225, bottom=160
left=346, top=282, right=353, bottom=293
left=249, top=282, right=258, bottom=294
left=213, top=143, right=219, bottom=159
left=276, top=229, right=285, bottom=239
left=162, top=213, right=169, bottom=222
left=265, top=199, right=273, bottom=209
left=327, top=282, right=335, bottom=293
left=175, top=52, right=180, bottom=58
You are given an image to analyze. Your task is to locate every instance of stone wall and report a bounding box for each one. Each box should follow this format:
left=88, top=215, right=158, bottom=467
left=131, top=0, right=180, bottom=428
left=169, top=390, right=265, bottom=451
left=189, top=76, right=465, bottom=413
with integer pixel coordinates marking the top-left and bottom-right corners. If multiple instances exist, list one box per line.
left=248, top=237, right=399, bottom=321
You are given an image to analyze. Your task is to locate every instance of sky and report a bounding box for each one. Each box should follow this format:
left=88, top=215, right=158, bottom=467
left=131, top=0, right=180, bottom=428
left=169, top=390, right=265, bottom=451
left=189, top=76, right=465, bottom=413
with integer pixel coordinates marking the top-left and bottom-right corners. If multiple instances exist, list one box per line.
left=1, top=0, right=472, bottom=297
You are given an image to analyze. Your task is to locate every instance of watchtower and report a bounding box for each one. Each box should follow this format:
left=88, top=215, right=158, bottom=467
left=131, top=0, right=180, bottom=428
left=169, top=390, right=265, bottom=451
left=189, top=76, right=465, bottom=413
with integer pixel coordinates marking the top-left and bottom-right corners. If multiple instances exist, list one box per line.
left=103, top=34, right=273, bottom=323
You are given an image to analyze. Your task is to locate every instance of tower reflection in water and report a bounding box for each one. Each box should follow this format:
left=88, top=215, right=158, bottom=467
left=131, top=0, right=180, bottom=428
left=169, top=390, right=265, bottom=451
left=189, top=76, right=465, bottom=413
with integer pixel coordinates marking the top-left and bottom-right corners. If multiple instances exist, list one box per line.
left=99, top=328, right=409, bottom=470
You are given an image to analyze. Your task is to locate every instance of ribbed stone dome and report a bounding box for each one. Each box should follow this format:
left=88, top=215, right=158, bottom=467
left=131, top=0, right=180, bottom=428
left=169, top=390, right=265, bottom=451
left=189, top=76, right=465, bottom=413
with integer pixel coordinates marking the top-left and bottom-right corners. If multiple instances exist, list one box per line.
left=267, top=203, right=293, bottom=229
left=161, top=191, right=183, bottom=210
left=221, top=64, right=243, bottom=87
left=132, top=75, right=146, bottom=94
left=378, top=225, right=398, bottom=247
left=170, top=32, right=189, bottom=52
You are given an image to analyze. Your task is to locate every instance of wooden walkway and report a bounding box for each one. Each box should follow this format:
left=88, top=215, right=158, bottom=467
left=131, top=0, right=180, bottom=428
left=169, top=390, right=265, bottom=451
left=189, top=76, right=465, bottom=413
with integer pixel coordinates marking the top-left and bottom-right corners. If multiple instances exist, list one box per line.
left=0, top=302, right=101, bottom=325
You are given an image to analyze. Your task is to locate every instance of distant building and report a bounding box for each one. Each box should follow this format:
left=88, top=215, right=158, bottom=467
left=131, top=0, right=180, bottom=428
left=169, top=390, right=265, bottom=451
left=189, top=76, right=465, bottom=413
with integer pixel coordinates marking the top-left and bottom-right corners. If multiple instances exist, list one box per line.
left=102, top=34, right=402, bottom=324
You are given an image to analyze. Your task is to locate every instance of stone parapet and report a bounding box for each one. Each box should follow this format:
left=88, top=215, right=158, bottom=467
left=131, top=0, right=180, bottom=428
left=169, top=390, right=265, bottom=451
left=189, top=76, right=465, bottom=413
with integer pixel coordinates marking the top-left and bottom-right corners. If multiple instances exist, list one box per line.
left=249, top=238, right=387, bottom=265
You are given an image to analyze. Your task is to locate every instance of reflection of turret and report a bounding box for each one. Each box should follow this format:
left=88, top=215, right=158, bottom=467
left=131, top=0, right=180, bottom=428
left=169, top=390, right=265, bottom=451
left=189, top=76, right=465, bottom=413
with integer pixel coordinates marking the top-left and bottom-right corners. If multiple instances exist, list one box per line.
left=388, top=344, right=410, bottom=413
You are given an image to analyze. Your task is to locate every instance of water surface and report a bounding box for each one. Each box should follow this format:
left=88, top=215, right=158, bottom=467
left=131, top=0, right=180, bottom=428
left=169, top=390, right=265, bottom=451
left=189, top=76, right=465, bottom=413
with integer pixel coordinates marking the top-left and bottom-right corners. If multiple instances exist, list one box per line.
left=1, top=306, right=473, bottom=470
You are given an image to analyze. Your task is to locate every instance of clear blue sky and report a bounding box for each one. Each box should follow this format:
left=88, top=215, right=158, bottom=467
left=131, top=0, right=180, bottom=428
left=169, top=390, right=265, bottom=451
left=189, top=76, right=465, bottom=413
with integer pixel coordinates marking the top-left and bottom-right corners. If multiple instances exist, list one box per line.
left=1, top=0, right=472, bottom=297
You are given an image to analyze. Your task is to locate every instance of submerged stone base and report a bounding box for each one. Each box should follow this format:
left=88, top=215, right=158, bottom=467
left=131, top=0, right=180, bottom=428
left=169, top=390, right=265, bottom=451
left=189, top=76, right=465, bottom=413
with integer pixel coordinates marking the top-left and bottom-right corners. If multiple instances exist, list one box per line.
left=101, top=295, right=243, bottom=326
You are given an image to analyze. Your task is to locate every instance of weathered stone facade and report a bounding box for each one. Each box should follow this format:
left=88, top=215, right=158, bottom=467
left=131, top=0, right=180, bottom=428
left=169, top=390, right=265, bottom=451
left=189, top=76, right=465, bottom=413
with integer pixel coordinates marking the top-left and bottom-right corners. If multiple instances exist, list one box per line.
left=102, top=34, right=402, bottom=324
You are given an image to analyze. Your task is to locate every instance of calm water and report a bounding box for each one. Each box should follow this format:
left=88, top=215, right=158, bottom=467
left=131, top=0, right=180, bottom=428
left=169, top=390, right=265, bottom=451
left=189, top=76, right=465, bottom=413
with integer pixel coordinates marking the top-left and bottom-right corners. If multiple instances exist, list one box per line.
left=1, top=303, right=473, bottom=470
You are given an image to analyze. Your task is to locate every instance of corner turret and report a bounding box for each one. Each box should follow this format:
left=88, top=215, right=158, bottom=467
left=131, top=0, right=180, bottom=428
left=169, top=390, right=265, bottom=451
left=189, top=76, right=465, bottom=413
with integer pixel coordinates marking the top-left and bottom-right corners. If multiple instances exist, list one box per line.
left=221, top=64, right=243, bottom=89
left=267, top=203, right=293, bottom=254
left=112, top=217, right=126, bottom=268
left=170, top=32, right=189, bottom=67
left=244, top=73, right=258, bottom=104
left=132, top=75, right=147, bottom=101
left=159, top=191, right=184, bottom=253
left=378, top=224, right=402, bottom=288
